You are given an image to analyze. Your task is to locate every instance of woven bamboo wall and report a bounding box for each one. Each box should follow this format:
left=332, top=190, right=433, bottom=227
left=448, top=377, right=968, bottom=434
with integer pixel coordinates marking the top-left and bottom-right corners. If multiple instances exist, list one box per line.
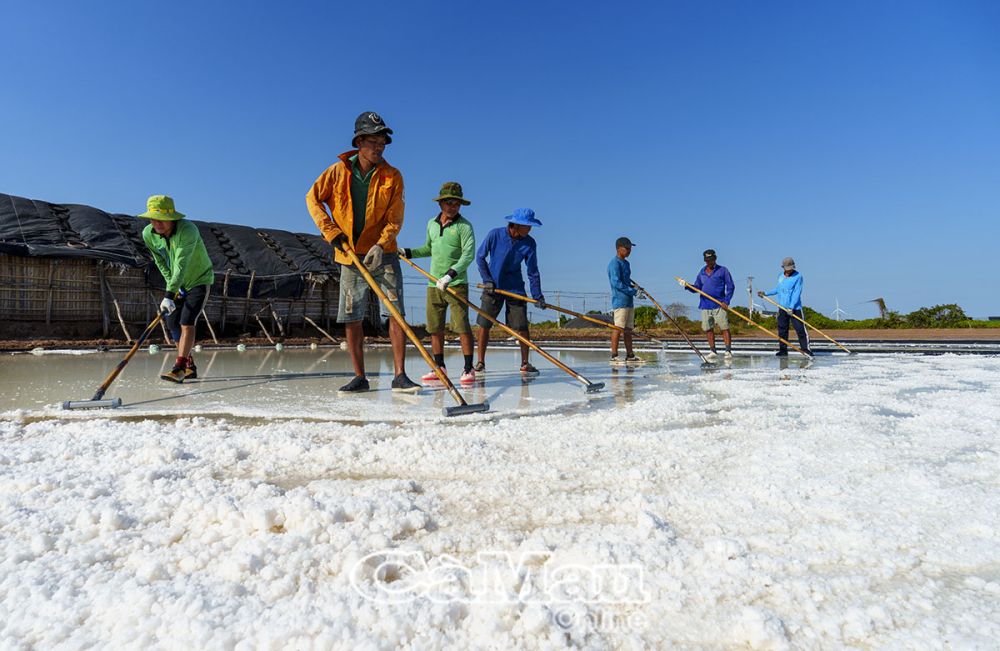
left=0, top=254, right=380, bottom=339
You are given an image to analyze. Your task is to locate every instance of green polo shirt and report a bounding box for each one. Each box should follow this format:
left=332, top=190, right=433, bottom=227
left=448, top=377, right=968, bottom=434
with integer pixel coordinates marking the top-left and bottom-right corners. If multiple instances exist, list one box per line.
left=349, top=155, right=376, bottom=244
left=409, top=214, right=476, bottom=286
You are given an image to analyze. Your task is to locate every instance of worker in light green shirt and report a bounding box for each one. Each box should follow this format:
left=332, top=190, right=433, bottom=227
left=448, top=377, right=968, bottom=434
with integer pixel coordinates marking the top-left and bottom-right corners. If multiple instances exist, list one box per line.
left=400, top=182, right=477, bottom=385
left=138, top=194, right=215, bottom=383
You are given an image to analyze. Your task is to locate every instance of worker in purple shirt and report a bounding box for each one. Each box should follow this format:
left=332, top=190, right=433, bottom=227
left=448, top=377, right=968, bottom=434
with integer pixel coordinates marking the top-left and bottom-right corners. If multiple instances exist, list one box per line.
left=474, top=208, right=545, bottom=376
left=679, top=248, right=735, bottom=361
left=759, top=256, right=813, bottom=356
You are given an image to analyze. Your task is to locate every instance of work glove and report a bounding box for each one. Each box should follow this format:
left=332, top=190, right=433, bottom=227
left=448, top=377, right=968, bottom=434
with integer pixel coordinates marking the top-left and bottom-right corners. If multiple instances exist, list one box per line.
left=757, top=290, right=765, bottom=298
left=677, top=278, right=687, bottom=288
left=481, top=281, right=495, bottom=295
left=399, top=247, right=411, bottom=259
left=331, top=233, right=348, bottom=251
left=362, top=244, right=384, bottom=269
left=536, top=296, right=547, bottom=310
left=160, top=296, right=176, bottom=315
left=436, top=270, right=456, bottom=291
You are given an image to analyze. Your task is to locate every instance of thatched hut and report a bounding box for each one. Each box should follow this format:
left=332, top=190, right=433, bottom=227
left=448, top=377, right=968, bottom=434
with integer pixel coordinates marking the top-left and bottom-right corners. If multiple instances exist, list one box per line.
left=0, top=192, right=379, bottom=341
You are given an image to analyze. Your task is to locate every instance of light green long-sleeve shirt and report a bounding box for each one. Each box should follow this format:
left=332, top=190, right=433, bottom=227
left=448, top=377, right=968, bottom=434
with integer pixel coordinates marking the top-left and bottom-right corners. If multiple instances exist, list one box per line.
left=142, top=220, right=215, bottom=294
left=408, top=214, right=476, bottom=286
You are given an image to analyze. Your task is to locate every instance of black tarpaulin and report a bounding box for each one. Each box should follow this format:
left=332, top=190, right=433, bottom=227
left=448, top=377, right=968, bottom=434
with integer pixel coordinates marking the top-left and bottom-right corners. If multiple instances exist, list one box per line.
left=0, top=192, right=339, bottom=299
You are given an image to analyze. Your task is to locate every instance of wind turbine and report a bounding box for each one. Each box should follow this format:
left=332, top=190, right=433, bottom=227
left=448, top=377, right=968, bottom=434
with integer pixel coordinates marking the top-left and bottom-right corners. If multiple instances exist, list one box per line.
left=832, top=298, right=848, bottom=321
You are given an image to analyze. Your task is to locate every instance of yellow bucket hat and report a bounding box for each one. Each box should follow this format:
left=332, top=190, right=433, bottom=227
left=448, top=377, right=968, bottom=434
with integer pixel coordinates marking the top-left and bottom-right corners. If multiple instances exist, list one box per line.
left=137, top=195, right=185, bottom=221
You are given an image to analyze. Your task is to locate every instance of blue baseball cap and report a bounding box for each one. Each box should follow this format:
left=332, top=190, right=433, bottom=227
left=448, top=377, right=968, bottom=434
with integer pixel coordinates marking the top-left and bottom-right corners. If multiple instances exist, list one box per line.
left=505, top=208, right=542, bottom=227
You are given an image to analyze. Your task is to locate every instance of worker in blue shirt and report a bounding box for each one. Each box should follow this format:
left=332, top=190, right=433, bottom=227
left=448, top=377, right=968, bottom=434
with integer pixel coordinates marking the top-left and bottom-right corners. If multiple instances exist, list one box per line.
left=607, top=236, right=639, bottom=363
left=679, top=248, right=735, bottom=361
left=759, top=257, right=813, bottom=356
left=474, top=208, right=545, bottom=375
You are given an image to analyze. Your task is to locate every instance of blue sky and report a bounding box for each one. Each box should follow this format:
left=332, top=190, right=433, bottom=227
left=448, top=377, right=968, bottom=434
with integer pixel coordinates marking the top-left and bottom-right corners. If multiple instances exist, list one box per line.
left=2, top=1, right=999, bottom=318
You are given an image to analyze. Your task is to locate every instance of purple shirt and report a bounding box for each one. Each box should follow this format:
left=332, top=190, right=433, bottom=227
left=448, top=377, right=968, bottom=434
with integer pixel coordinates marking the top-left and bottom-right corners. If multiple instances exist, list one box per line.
left=688, top=264, right=735, bottom=309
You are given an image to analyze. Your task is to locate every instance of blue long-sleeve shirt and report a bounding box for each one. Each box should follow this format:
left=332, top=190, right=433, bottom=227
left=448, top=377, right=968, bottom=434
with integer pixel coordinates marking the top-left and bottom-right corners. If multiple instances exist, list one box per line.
left=608, top=257, right=637, bottom=309
left=763, top=271, right=803, bottom=310
left=687, top=264, right=735, bottom=309
left=476, top=226, right=542, bottom=300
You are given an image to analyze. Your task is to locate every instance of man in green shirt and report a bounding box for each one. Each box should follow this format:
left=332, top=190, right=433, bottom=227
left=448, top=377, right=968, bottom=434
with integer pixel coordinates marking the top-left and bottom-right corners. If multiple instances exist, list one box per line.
left=400, top=182, right=477, bottom=384
left=138, top=195, right=215, bottom=383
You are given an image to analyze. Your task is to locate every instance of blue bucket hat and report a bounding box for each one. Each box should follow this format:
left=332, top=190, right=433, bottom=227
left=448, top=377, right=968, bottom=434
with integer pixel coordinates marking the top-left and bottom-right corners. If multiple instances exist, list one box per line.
left=505, top=208, right=542, bottom=227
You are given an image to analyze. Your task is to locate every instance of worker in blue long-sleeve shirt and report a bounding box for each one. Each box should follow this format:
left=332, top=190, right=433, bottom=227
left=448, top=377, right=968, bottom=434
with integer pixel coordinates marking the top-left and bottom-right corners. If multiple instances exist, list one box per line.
left=475, top=208, right=545, bottom=375
left=679, top=248, right=735, bottom=361
left=607, top=236, right=639, bottom=364
left=759, top=257, right=813, bottom=356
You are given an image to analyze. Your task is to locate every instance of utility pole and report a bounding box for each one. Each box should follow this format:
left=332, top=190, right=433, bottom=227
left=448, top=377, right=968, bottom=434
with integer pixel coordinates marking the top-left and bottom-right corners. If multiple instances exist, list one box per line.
left=555, top=291, right=561, bottom=329
left=747, top=276, right=754, bottom=318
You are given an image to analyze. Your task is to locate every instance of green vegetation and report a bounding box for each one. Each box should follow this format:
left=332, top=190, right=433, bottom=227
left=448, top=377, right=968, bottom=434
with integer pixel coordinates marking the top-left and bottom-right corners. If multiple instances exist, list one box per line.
left=755, top=303, right=1000, bottom=329
left=534, top=302, right=999, bottom=332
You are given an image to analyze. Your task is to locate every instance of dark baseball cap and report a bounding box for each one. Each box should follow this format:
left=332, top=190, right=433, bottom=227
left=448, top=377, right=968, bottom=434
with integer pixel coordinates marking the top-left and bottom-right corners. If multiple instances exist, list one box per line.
left=703, top=249, right=717, bottom=259
left=616, top=237, right=636, bottom=248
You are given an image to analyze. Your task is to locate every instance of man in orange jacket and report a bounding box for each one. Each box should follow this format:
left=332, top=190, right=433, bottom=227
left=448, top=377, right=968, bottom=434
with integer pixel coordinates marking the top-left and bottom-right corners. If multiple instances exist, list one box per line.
left=306, top=111, right=419, bottom=393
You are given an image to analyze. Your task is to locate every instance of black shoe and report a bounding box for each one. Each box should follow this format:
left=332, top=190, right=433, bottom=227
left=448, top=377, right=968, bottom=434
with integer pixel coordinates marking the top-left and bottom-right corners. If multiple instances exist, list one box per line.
left=775, top=350, right=788, bottom=357
left=391, top=374, right=421, bottom=393
left=161, top=365, right=186, bottom=383
left=520, top=362, right=540, bottom=376
left=802, top=349, right=814, bottom=357
left=183, top=364, right=198, bottom=380
left=338, top=375, right=370, bottom=393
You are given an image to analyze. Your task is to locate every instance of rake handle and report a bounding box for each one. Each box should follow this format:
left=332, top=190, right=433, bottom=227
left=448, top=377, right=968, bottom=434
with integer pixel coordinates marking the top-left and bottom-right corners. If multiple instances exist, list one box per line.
left=757, top=294, right=852, bottom=354
left=344, top=248, right=468, bottom=406
left=406, top=260, right=597, bottom=388
left=91, top=311, right=166, bottom=400
left=631, top=281, right=709, bottom=363
left=678, top=278, right=808, bottom=356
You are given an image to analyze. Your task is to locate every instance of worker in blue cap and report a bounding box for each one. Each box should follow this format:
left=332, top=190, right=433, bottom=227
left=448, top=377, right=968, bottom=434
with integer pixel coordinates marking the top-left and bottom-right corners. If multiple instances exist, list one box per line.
left=474, top=208, right=546, bottom=375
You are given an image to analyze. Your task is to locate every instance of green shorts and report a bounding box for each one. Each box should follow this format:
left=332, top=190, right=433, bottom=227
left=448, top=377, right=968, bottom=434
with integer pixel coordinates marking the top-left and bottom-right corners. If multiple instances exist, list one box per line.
left=701, top=307, right=729, bottom=332
left=426, top=285, right=471, bottom=334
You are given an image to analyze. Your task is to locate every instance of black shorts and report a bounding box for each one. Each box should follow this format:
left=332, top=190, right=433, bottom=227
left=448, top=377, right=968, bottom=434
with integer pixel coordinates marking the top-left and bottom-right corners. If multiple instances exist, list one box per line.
left=476, top=292, right=529, bottom=331
left=169, top=285, right=210, bottom=334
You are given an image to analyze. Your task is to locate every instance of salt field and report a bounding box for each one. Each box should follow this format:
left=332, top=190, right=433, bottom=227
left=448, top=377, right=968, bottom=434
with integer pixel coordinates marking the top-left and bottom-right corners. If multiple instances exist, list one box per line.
left=1, top=348, right=999, bottom=648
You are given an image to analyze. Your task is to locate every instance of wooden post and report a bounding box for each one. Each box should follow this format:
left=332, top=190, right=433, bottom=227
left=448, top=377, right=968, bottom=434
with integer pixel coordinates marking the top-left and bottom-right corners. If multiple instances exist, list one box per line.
left=45, top=260, right=54, bottom=326
left=101, top=276, right=132, bottom=343
left=113, top=299, right=132, bottom=343
left=304, top=315, right=339, bottom=344
left=98, top=264, right=110, bottom=337
left=256, top=315, right=275, bottom=344
left=200, top=309, right=220, bottom=344
left=219, top=269, right=231, bottom=333
left=268, top=300, right=285, bottom=337
left=241, top=271, right=256, bottom=333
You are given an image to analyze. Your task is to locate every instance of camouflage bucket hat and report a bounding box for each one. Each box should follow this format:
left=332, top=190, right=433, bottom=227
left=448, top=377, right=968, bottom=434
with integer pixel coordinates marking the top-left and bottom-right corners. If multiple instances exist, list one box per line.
left=137, top=195, right=185, bottom=221
left=432, top=181, right=471, bottom=205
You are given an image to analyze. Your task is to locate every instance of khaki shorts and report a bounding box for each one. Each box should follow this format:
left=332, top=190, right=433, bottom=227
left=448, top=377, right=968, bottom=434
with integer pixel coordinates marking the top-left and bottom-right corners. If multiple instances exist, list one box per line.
left=337, top=254, right=403, bottom=323
left=701, top=307, right=729, bottom=331
left=426, top=285, right=471, bottom=334
left=613, top=307, right=635, bottom=329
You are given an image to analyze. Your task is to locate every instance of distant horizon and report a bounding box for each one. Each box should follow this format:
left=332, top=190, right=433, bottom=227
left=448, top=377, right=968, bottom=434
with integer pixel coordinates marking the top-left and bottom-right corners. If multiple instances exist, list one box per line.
left=3, top=1, right=998, bottom=318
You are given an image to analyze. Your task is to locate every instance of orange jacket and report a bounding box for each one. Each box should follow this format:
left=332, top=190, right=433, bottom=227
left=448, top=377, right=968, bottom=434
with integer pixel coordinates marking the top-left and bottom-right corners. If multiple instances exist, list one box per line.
left=306, top=151, right=404, bottom=266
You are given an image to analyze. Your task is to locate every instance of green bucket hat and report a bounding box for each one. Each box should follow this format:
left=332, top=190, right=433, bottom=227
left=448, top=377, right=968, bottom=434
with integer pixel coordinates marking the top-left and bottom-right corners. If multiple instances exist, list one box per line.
left=432, top=182, right=471, bottom=206
left=137, top=195, right=185, bottom=221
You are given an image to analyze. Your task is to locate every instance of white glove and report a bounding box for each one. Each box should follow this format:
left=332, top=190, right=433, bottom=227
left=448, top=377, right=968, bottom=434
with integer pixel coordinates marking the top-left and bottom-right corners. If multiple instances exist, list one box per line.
left=362, top=244, right=384, bottom=269
left=436, top=271, right=456, bottom=291
left=160, top=297, right=176, bottom=315
left=677, top=278, right=687, bottom=288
